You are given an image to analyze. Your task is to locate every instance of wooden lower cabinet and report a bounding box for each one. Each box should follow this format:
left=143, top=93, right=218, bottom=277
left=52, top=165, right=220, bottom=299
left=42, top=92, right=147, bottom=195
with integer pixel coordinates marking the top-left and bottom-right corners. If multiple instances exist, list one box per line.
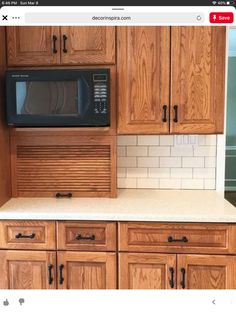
left=57, top=251, right=116, bottom=289
left=178, top=254, right=236, bottom=289
left=0, top=250, right=56, bottom=289
left=119, top=253, right=176, bottom=289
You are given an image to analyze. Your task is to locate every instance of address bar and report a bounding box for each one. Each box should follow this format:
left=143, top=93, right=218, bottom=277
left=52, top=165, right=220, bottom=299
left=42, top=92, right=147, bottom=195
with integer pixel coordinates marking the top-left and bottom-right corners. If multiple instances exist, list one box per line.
left=25, top=12, right=205, bottom=25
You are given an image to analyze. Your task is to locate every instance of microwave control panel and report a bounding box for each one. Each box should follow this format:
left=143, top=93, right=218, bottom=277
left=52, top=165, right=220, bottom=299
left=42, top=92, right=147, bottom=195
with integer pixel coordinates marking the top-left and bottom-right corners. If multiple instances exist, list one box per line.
left=93, top=74, right=108, bottom=115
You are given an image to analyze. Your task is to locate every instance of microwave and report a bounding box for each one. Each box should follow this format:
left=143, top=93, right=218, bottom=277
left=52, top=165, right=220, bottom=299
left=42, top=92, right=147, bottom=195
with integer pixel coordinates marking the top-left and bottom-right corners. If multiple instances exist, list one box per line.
left=6, top=69, right=110, bottom=127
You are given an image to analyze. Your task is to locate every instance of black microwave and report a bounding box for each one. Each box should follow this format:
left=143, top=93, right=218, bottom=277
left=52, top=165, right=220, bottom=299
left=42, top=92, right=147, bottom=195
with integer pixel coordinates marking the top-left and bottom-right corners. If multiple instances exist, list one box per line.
left=6, top=69, right=110, bottom=127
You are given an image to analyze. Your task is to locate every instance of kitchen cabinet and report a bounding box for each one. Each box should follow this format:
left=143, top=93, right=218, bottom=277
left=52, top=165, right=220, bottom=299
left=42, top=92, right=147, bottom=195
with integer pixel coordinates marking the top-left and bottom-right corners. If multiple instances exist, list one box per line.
left=118, top=26, right=226, bottom=134
left=119, top=253, right=176, bottom=289
left=57, top=251, right=116, bottom=289
left=0, top=250, right=56, bottom=289
left=7, top=26, right=115, bottom=66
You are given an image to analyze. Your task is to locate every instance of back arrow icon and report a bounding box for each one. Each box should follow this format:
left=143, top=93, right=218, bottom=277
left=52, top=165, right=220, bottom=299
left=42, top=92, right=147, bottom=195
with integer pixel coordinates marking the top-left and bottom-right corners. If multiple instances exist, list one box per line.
left=212, top=299, right=216, bottom=305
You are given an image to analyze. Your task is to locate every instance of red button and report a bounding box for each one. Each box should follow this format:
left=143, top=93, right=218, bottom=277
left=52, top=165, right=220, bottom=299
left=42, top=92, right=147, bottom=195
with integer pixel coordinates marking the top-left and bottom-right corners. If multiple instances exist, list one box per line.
left=209, top=12, right=234, bottom=23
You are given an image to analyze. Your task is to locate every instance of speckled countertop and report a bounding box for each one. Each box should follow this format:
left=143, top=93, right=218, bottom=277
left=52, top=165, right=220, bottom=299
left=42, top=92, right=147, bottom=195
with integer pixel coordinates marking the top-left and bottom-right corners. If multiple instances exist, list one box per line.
left=0, top=189, right=236, bottom=222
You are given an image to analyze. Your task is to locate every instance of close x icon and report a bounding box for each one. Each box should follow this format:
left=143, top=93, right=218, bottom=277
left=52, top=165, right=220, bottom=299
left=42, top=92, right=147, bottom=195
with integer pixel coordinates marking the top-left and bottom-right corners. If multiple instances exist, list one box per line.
left=2, top=15, right=7, bottom=20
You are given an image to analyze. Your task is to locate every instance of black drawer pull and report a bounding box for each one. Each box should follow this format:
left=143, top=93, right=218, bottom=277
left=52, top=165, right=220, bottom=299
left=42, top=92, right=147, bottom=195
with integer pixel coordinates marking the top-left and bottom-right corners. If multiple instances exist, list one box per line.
left=180, top=268, right=186, bottom=289
left=169, top=267, right=175, bottom=289
left=48, top=264, right=53, bottom=285
left=162, top=105, right=168, bottom=123
left=62, top=34, right=68, bottom=53
left=167, top=236, right=188, bottom=243
left=59, top=264, right=64, bottom=285
left=56, top=193, right=72, bottom=199
left=15, top=233, right=35, bottom=239
left=173, top=105, right=178, bottom=123
left=52, top=35, right=57, bottom=53
left=76, top=234, right=96, bottom=241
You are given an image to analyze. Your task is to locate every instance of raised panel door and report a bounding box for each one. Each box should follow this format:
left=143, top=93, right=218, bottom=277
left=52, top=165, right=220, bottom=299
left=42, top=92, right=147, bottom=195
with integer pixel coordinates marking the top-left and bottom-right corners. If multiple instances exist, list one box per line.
left=57, top=251, right=116, bottom=289
left=7, top=26, right=60, bottom=66
left=119, top=253, right=176, bottom=289
left=177, top=254, right=236, bottom=289
left=171, top=26, right=226, bottom=133
left=0, top=250, right=56, bottom=289
left=60, top=26, right=115, bottom=64
left=117, top=26, right=170, bottom=134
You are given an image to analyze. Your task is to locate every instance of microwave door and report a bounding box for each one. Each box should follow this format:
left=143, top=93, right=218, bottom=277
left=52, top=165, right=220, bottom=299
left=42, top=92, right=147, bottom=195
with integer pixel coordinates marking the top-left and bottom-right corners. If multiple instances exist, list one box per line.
left=77, top=76, right=91, bottom=119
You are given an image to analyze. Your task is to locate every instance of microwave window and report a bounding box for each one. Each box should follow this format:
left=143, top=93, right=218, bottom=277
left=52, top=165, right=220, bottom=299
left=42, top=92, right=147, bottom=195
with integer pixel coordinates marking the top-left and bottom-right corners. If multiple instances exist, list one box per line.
left=16, top=81, right=89, bottom=115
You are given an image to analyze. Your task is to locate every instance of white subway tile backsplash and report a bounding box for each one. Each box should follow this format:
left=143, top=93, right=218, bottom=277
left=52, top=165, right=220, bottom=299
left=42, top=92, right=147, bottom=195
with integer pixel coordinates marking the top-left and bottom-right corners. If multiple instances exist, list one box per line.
left=160, top=157, right=181, bottom=167
left=127, top=146, right=148, bottom=156
left=160, top=135, right=174, bottom=146
left=137, top=178, right=160, bottom=189
left=171, top=168, right=192, bottom=178
left=117, top=146, right=126, bottom=157
left=182, top=157, right=204, bottom=168
left=127, top=168, right=147, bottom=178
left=117, top=157, right=137, bottom=168
left=117, top=178, right=137, bottom=188
left=193, top=168, right=215, bottom=179
left=138, top=135, right=159, bottom=146
left=149, top=168, right=170, bottom=178
left=181, top=179, right=204, bottom=190
left=138, top=157, right=159, bottom=168
left=117, top=135, right=137, bottom=146
left=160, top=178, right=181, bottom=189
left=194, top=146, right=216, bottom=157
left=117, top=135, right=217, bottom=190
left=149, top=146, right=171, bottom=156
left=171, top=146, right=193, bottom=157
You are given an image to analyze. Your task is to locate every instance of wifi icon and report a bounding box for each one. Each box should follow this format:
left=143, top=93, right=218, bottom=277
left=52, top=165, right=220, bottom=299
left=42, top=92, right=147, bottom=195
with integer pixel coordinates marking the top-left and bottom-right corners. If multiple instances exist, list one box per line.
left=212, top=1, right=217, bottom=4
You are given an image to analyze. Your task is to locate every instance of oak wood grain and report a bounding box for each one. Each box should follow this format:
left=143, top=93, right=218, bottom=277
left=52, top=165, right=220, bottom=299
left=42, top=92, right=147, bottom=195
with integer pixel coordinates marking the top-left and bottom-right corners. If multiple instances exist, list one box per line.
left=57, top=251, right=116, bottom=289
left=119, top=253, right=176, bottom=289
left=0, top=27, right=11, bottom=207
left=177, top=254, right=236, bottom=289
left=117, top=26, right=170, bottom=134
left=0, top=250, right=56, bottom=289
left=171, top=26, right=226, bottom=134
left=7, top=26, right=60, bottom=66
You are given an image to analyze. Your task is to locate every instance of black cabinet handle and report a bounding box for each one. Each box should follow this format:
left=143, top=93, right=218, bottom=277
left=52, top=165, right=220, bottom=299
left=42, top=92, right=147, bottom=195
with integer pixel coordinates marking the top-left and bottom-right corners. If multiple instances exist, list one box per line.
left=15, top=233, right=35, bottom=239
left=48, top=264, right=53, bottom=285
left=169, top=267, right=174, bottom=289
left=180, top=268, right=186, bottom=289
left=167, top=236, right=188, bottom=243
left=173, top=105, right=178, bottom=123
left=52, top=35, right=57, bottom=53
left=62, top=35, right=68, bottom=53
left=76, top=234, right=96, bottom=241
left=59, top=264, right=64, bottom=285
left=55, top=193, right=72, bottom=198
left=162, top=105, right=168, bottom=123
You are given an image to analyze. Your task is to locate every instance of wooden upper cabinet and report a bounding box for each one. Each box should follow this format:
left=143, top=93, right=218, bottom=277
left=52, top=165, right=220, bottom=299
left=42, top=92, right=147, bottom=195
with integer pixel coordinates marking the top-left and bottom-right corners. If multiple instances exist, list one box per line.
left=7, top=26, right=60, bottom=66
left=117, top=27, right=170, bottom=134
left=177, top=255, right=236, bottom=289
left=6, top=26, right=115, bottom=66
left=0, top=250, right=56, bottom=289
left=57, top=251, right=116, bottom=289
left=171, top=27, right=226, bottom=134
left=60, top=27, right=115, bottom=64
left=119, top=253, right=176, bottom=289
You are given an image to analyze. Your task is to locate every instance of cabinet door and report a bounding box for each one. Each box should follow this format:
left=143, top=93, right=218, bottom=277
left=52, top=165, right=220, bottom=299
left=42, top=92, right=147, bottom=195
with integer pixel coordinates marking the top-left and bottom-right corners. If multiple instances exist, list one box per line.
left=60, top=27, right=115, bottom=64
left=7, top=26, right=60, bottom=66
left=57, top=251, right=116, bottom=289
left=177, top=254, right=236, bottom=289
left=117, top=27, right=170, bottom=134
left=119, top=253, right=176, bottom=289
left=171, top=27, right=226, bottom=134
left=0, top=250, right=56, bottom=289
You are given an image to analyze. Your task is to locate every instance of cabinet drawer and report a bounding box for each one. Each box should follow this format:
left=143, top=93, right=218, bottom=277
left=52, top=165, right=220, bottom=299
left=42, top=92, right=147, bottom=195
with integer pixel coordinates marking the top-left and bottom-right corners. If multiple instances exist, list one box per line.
left=119, top=222, right=236, bottom=254
left=57, top=221, right=116, bottom=251
left=0, top=221, right=56, bottom=250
